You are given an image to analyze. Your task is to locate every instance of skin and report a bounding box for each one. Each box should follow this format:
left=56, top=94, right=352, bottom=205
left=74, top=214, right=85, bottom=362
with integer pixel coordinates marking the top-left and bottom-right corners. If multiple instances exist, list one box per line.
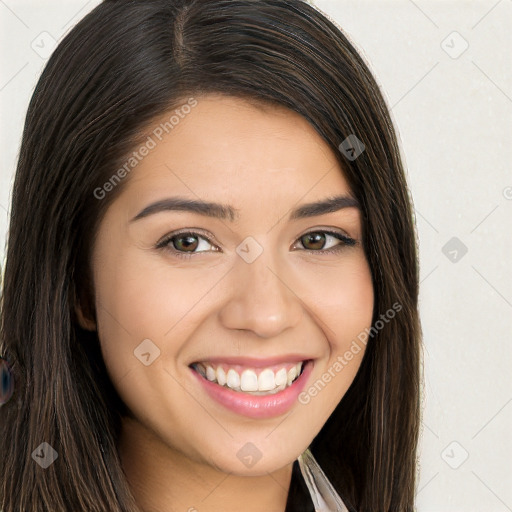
left=77, top=95, right=374, bottom=512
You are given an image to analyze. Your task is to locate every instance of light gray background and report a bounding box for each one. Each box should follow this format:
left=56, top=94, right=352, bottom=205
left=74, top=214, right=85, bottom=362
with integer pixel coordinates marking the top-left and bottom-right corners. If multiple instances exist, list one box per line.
left=1, top=1, right=511, bottom=510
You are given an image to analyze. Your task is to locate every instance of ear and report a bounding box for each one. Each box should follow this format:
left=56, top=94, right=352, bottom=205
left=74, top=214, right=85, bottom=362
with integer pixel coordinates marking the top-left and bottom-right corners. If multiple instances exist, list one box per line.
left=74, top=292, right=97, bottom=331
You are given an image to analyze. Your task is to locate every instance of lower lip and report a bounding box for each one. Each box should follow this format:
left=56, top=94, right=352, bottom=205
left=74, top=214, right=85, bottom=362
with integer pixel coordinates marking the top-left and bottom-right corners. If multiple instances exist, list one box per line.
left=190, top=360, right=314, bottom=419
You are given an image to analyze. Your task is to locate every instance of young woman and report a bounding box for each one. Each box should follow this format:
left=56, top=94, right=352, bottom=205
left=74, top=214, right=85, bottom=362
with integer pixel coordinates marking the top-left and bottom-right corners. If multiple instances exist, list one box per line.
left=0, top=0, right=422, bottom=510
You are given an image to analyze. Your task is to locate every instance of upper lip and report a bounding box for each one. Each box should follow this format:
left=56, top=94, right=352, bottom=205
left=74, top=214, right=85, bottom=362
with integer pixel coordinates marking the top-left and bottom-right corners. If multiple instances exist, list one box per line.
left=190, top=354, right=314, bottom=368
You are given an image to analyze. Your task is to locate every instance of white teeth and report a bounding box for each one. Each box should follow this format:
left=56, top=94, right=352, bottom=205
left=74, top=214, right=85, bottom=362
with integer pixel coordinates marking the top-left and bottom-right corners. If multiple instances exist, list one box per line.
left=226, top=369, right=240, bottom=390
left=274, top=368, right=287, bottom=387
left=206, top=366, right=216, bottom=381
left=258, top=369, right=275, bottom=391
left=287, top=364, right=299, bottom=385
left=194, top=361, right=305, bottom=394
left=240, top=370, right=259, bottom=391
left=217, top=366, right=227, bottom=386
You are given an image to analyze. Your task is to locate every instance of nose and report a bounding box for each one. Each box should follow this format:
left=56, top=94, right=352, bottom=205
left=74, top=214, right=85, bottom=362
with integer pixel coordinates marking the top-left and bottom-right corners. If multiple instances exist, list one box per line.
left=218, top=251, right=303, bottom=339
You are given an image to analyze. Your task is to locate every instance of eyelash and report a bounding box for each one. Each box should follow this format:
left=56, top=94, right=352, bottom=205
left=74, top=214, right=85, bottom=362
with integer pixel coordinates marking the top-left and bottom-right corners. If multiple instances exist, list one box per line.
left=155, top=229, right=357, bottom=260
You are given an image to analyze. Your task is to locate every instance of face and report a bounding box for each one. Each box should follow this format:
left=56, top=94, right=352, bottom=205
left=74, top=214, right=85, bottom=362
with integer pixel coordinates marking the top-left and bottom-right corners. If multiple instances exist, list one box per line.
left=83, top=95, right=374, bottom=476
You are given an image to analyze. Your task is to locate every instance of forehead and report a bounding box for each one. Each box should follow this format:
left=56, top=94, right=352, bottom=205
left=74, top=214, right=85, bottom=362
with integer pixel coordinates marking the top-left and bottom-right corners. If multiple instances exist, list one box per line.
left=119, top=94, right=352, bottom=206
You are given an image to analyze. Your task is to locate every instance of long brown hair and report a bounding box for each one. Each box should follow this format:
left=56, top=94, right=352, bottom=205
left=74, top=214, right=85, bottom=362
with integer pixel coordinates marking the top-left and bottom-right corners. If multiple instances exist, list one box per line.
left=0, top=0, right=421, bottom=510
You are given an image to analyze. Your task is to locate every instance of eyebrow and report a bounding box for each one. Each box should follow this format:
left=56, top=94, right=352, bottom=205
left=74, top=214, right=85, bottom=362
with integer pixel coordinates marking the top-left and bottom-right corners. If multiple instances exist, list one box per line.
left=130, top=194, right=360, bottom=223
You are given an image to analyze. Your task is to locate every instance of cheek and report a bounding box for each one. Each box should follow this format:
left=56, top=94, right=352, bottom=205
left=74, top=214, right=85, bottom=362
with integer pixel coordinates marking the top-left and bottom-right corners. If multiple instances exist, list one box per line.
left=91, top=244, right=172, bottom=380
left=306, top=257, right=373, bottom=382
left=91, top=244, right=223, bottom=380
left=292, top=255, right=373, bottom=426
left=93, top=238, right=191, bottom=334
left=302, top=255, right=374, bottom=347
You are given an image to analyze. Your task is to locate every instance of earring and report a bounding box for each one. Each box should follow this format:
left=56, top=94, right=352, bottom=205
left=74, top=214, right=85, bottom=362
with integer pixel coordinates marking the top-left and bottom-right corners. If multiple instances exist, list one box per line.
left=0, top=355, right=14, bottom=406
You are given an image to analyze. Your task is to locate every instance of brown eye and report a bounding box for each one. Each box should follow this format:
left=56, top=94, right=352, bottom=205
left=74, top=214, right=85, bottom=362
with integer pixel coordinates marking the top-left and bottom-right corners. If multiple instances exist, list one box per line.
left=295, top=230, right=356, bottom=254
left=156, top=228, right=356, bottom=261
left=156, top=231, right=219, bottom=260
left=301, top=232, right=328, bottom=250
left=173, top=234, right=200, bottom=252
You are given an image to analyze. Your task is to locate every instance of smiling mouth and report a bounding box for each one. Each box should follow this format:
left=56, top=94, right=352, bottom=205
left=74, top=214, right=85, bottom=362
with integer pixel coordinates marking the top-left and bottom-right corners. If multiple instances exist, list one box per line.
left=190, top=360, right=308, bottom=396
